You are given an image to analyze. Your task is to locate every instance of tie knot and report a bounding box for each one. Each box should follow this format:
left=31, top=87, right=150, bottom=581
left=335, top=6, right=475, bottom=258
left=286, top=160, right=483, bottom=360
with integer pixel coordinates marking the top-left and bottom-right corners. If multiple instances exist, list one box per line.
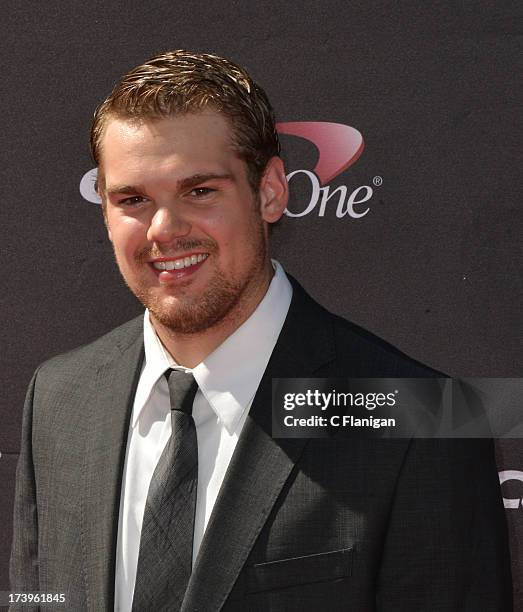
left=165, top=369, right=198, bottom=415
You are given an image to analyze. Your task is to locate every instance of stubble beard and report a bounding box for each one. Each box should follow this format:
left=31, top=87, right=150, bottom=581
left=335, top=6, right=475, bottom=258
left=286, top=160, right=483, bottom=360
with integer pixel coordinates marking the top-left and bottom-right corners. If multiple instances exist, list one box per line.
left=117, top=224, right=269, bottom=335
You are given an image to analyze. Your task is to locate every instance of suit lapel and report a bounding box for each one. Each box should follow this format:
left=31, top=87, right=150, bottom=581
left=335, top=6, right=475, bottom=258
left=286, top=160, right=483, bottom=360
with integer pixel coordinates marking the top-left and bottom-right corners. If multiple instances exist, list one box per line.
left=182, top=280, right=336, bottom=611
left=81, top=320, right=144, bottom=612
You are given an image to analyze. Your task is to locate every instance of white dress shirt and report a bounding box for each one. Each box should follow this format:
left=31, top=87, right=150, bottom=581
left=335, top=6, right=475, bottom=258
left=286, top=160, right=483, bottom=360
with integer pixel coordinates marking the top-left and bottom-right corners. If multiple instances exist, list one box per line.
left=114, top=261, right=292, bottom=612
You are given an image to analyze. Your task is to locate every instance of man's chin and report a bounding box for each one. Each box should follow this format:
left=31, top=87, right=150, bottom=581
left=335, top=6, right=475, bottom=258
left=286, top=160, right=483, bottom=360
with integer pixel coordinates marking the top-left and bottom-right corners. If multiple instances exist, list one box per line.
left=146, top=282, right=247, bottom=335
left=140, top=291, right=216, bottom=334
left=131, top=264, right=260, bottom=335
left=148, top=305, right=224, bottom=335
left=139, top=294, right=195, bottom=330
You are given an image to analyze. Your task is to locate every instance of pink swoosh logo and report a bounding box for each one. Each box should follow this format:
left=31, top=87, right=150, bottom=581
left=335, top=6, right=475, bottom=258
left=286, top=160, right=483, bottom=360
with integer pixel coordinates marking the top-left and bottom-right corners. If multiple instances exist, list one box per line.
left=276, top=122, right=364, bottom=185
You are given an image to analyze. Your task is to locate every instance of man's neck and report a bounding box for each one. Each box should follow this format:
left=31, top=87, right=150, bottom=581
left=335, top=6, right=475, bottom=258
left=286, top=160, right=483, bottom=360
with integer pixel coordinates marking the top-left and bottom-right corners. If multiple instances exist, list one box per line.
left=150, top=267, right=274, bottom=368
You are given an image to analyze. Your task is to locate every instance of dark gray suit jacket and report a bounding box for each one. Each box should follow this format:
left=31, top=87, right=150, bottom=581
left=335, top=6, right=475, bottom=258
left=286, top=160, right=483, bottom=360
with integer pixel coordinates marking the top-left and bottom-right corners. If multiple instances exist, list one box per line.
left=10, top=279, right=512, bottom=611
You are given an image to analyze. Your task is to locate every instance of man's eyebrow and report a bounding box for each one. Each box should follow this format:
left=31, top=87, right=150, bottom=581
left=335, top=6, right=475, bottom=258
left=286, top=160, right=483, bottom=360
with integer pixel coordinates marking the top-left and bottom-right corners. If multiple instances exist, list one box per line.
left=106, top=184, right=145, bottom=196
left=178, top=173, right=234, bottom=190
left=105, top=174, right=234, bottom=196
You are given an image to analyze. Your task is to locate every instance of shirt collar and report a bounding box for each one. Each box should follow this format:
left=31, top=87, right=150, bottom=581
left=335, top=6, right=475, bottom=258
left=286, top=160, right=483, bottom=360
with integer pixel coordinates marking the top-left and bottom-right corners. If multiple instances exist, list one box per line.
left=132, top=260, right=292, bottom=432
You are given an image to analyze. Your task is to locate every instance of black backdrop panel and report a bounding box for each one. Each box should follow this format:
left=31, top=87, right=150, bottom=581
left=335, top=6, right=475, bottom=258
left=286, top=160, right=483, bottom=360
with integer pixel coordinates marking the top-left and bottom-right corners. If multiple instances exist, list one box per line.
left=1, top=0, right=521, bottom=603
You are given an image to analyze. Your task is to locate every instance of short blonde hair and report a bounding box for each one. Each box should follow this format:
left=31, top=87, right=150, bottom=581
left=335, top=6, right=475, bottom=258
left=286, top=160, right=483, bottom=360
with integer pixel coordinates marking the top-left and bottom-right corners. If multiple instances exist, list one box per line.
left=90, top=50, right=280, bottom=192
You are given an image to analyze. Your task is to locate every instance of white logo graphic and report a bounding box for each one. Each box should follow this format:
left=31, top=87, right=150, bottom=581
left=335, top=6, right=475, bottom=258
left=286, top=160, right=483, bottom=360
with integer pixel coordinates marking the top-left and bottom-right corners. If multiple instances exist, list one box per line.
left=285, top=170, right=376, bottom=219
left=499, top=470, right=523, bottom=509
left=80, top=168, right=101, bottom=204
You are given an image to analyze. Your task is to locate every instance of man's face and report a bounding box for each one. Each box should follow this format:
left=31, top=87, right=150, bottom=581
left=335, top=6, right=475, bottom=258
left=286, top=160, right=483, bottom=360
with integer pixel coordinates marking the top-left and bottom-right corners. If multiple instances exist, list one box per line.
left=100, top=111, right=286, bottom=334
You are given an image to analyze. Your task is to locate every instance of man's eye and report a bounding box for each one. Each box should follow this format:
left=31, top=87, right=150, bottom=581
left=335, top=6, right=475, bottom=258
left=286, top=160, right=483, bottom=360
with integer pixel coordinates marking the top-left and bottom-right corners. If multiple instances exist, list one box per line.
left=119, top=196, right=147, bottom=206
left=189, top=187, right=215, bottom=197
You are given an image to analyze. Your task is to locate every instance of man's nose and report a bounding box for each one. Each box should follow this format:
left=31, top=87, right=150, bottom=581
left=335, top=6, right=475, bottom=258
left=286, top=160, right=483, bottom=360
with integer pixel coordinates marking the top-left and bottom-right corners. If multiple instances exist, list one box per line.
left=146, top=205, right=191, bottom=243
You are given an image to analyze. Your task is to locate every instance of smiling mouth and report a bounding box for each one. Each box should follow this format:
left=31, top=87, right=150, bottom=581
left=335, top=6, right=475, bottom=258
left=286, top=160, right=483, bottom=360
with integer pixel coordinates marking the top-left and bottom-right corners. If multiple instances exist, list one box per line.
left=151, top=253, right=209, bottom=271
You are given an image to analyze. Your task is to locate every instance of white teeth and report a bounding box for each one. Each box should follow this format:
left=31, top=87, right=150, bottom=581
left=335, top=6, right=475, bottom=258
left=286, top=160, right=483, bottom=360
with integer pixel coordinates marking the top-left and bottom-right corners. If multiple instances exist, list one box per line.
left=152, top=253, right=208, bottom=271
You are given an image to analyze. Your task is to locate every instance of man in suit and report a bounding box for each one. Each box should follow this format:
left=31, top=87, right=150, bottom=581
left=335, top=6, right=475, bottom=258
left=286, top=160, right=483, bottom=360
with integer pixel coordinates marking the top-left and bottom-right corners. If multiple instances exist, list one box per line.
left=10, top=50, right=512, bottom=611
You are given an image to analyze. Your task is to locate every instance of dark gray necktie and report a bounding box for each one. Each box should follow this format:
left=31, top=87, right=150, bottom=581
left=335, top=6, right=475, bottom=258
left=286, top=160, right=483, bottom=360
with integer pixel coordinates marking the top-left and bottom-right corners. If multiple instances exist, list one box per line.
left=132, top=369, right=199, bottom=612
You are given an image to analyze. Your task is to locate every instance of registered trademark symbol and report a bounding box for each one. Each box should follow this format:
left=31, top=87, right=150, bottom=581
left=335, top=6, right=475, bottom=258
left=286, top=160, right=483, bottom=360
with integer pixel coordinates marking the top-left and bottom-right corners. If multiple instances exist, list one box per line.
left=373, top=176, right=383, bottom=187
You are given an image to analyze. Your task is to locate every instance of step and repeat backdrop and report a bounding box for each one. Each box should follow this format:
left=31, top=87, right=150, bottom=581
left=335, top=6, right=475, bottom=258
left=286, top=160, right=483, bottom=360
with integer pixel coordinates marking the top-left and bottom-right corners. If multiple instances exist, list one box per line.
left=1, top=0, right=521, bottom=605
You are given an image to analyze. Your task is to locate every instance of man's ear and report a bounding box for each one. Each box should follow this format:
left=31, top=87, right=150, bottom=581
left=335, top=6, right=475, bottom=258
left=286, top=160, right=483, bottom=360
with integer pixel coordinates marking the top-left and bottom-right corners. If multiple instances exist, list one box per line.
left=258, top=157, right=288, bottom=224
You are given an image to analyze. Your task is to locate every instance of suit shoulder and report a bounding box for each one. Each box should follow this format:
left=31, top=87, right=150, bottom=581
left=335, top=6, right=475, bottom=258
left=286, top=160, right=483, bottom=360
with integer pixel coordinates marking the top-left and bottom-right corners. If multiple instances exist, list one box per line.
left=327, top=310, right=444, bottom=377
left=286, top=275, right=443, bottom=377
left=36, top=315, right=143, bottom=380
